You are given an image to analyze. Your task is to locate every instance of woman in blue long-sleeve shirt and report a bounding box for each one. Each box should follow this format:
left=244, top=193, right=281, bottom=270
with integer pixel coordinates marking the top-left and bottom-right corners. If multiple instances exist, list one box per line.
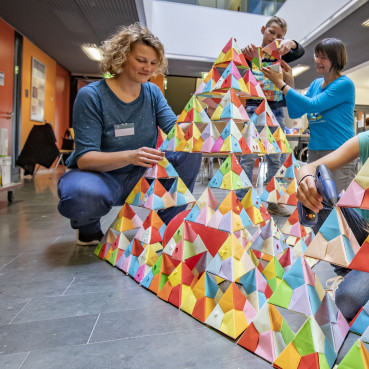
left=262, top=38, right=356, bottom=194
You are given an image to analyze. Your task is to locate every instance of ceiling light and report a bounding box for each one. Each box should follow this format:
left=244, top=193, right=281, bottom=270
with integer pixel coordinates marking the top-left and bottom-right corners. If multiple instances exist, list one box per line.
left=81, top=44, right=103, bottom=61
left=292, top=65, right=311, bottom=77
left=362, top=18, right=369, bottom=27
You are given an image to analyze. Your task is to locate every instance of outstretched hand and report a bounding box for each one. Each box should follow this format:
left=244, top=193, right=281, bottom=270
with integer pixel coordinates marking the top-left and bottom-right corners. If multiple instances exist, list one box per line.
left=128, top=147, right=165, bottom=168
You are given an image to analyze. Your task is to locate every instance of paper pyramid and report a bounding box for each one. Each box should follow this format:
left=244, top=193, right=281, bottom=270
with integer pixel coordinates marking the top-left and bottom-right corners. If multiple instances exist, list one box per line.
left=214, top=37, right=248, bottom=67
left=239, top=267, right=274, bottom=310
left=210, top=89, right=250, bottom=122
left=250, top=219, right=288, bottom=258
left=104, top=231, right=130, bottom=266
left=273, top=127, right=293, bottom=154
left=281, top=208, right=312, bottom=240
left=207, top=190, right=253, bottom=232
left=304, top=207, right=360, bottom=268
left=250, top=100, right=280, bottom=128
left=138, top=179, right=176, bottom=210
left=268, top=256, right=325, bottom=316
left=94, top=228, right=118, bottom=259
left=158, top=261, right=198, bottom=305
left=241, top=121, right=267, bottom=153
left=314, top=293, right=349, bottom=353
left=260, top=177, right=285, bottom=203
left=120, top=238, right=145, bottom=274
left=132, top=242, right=162, bottom=283
left=211, top=119, right=252, bottom=153
left=240, top=186, right=271, bottom=225
left=185, top=187, right=219, bottom=225
left=275, top=154, right=301, bottom=179
left=337, top=159, right=369, bottom=209
left=134, top=210, right=166, bottom=244
left=259, top=125, right=281, bottom=154
left=208, top=153, right=252, bottom=190
left=245, top=40, right=281, bottom=69
left=205, top=282, right=257, bottom=339
left=196, top=121, right=220, bottom=153
left=177, top=95, right=210, bottom=123
left=169, top=177, right=196, bottom=206
left=273, top=316, right=337, bottom=369
left=205, top=233, right=255, bottom=281
left=278, top=178, right=298, bottom=206
left=238, top=302, right=295, bottom=363
left=125, top=177, right=151, bottom=206
left=143, top=156, right=179, bottom=178
left=350, top=300, right=369, bottom=335
left=163, top=220, right=207, bottom=262
left=180, top=271, right=223, bottom=322
left=113, top=203, right=143, bottom=232
left=336, top=339, right=369, bottom=369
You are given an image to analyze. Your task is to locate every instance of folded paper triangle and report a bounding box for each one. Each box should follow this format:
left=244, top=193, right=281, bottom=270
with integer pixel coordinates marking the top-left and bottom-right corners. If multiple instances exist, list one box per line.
left=143, top=156, right=179, bottom=178
left=240, top=186, right=271, bottom=225
left=177, top=95, right=210, bottom=124
left=250, top=100, right=280, bottom=128
left=336, top=339, right=369, bottom=369
left=135, top=210, right=166, bottom=244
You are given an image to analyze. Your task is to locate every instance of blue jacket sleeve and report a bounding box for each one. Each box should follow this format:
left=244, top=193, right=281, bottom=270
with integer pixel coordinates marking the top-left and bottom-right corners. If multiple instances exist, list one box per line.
left=286, top=77, right=355, bottom=119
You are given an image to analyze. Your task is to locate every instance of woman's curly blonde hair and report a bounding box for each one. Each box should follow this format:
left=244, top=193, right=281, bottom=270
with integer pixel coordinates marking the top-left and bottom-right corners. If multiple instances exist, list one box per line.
left=100, top=23, right=167, bottom=76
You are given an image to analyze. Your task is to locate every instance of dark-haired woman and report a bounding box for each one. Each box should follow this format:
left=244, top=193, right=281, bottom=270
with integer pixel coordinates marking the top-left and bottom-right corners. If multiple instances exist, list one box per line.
left=262, top=38, right=356, bottom=194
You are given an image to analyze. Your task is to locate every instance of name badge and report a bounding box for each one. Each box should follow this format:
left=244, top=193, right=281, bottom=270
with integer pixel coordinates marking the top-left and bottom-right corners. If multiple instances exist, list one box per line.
left=114, top=123, right=135, bottom=137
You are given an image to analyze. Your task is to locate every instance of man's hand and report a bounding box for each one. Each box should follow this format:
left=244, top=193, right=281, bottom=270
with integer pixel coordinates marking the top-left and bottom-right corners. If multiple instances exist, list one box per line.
left=277, top=39, right=296, bottom=56
left=242, top=44, right=257, bottom=59
left=128, top=147, right=165, bottom=168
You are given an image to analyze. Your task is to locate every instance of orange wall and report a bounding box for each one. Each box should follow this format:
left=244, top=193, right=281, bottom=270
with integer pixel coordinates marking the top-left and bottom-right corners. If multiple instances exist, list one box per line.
left=150, top=74, right=165, bottom=94
left=55, top=64, right=70, bottom=148
left=21, top=39, right=57, bottom=149
left=0, top=19, right=15, bottom=156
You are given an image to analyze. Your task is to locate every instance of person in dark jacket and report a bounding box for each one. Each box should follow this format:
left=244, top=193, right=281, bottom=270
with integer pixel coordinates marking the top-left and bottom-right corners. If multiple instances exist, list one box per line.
left=240, top=16, right=304, bottom=217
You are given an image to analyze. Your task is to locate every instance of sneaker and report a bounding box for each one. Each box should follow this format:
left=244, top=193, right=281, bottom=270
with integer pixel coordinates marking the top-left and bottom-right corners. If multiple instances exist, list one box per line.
left=76, top=229, right=104, bottom=246
left=325, top=276, right=344, bottom=300
left=267, top=203, right=292, bottom=217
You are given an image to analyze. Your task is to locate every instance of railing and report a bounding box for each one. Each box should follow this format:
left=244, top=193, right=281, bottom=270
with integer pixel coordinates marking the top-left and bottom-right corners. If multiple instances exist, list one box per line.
left=157, top=0, right=285, bottom=16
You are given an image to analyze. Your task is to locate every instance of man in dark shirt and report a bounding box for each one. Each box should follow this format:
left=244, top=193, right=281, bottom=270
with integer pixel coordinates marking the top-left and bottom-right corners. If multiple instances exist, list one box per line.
left=240, top=16, right=304, bottom=216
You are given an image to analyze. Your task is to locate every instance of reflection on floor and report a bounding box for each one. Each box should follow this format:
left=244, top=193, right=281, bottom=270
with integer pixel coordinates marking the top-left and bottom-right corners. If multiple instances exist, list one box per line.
left=0, top=169, right=360, bottom=369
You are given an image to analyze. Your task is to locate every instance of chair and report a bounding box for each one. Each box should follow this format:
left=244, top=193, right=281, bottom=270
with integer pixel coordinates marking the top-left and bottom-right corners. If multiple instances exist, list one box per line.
left=51, top=128, right=74, bottom=174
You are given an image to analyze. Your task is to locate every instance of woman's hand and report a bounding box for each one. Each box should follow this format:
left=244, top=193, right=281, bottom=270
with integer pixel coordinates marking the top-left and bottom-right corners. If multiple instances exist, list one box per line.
left=280, top=60, right=294, bottom=86
left=296, top=166, right=323, bottom=213
left=260, top=66, right=284, bottom=89
left=128, top=147, right=165, bottom=168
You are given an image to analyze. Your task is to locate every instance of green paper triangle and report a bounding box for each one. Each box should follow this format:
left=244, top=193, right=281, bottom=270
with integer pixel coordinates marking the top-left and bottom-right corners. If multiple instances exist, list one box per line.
left=293, top=319, right=315, bottom=356
left=268, top=280, right=293, bottom=309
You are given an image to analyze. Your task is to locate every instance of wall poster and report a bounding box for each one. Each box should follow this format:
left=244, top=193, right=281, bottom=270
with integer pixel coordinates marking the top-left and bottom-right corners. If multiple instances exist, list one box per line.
left=30, top=57, right=46, bottom=122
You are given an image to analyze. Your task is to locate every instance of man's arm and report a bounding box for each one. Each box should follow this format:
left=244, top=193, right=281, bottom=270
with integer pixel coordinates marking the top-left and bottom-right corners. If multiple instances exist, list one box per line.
left=281, top=41, right=305, bottom=63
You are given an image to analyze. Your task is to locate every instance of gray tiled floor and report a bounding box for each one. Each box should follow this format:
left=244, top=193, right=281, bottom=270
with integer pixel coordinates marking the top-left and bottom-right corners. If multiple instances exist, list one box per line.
left=0, top=168, right=362, bottom=368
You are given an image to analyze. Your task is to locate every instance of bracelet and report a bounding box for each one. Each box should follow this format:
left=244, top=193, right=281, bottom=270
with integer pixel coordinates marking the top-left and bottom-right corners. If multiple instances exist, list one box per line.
left=280, top=83, right=288, bottom=92
left=298, top=174, right=315, bottom=186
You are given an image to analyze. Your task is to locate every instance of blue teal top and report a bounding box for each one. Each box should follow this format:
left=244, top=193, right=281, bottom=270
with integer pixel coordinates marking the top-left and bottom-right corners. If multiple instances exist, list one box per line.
left=66, top=79, right=176, bottom=174
left=286, top=75, right=355, bottom=151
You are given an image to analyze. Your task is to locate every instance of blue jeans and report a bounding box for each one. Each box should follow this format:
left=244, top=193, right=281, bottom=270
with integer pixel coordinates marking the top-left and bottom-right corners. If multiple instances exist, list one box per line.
left=240, top=104, right=286, bottom=185
left=57, top=152, right=202, bottom=234
left=313, top=202, right=369, bottom=320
